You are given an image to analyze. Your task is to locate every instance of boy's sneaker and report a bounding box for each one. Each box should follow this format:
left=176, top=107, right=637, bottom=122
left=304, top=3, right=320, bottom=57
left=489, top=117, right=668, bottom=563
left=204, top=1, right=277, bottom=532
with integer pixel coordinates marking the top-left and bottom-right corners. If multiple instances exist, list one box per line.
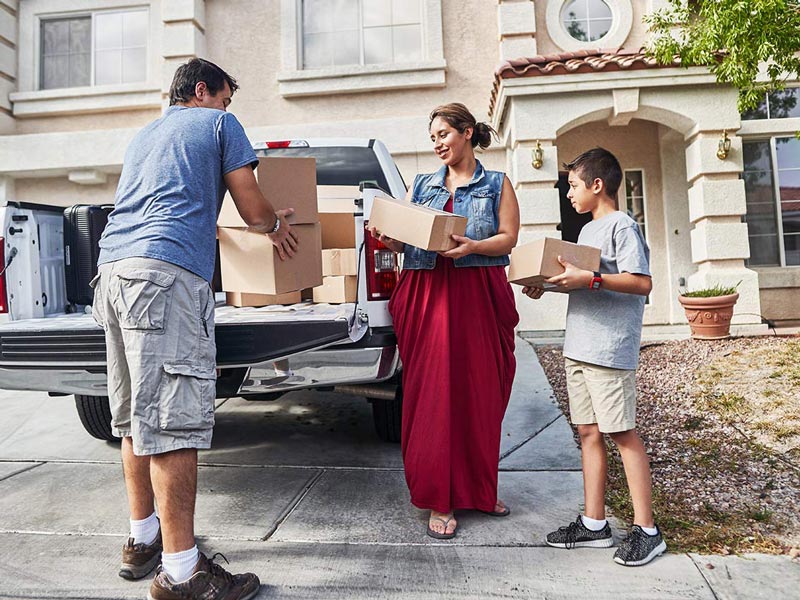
left=545, top=515, right=614, bottom=549
left=613, top=525, right=667, bottom=566
left=119, top=527, right=162, bottom=580
left=147, top=552, right=260, bottom=600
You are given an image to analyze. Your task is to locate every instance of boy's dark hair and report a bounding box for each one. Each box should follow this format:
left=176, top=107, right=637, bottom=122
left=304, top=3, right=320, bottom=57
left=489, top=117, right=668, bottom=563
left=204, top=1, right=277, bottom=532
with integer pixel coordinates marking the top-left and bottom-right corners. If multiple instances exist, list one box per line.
left=168, top=58, right=239, bottom=106
left=563, top=147, right=623, bottom=199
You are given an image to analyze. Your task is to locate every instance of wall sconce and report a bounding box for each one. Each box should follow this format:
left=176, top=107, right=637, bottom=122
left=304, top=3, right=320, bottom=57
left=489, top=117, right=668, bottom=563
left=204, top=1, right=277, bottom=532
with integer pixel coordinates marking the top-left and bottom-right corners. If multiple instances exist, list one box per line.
left=716, top=130, right=731, bottom=160
left=532, top=141, right=544, bottom=169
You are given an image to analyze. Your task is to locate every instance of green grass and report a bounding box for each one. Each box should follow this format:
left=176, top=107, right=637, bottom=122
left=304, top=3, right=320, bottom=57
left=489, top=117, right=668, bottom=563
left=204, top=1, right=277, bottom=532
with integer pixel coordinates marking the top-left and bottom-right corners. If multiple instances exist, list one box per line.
left=681, top=283, right=739, bottom=297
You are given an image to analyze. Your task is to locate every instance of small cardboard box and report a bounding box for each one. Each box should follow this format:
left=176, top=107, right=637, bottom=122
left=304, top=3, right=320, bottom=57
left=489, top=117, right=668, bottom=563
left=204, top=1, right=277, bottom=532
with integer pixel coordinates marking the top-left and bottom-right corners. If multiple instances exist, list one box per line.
left=320, top=212, right=356, bottom=249
left=508, top=237, right=601, bottom=288
left=312, top=276, right=358, bottom=304
left=217, top=157, right=318, bottom=227
left=317, top=185, right=360, bottom=212
left=322, top=248, right=358, bottom=276
left=225, top=291, right=302, bottom=307
left=218, top=223, right=323, bottom=295
left=368, top=195, right=467, bottom=251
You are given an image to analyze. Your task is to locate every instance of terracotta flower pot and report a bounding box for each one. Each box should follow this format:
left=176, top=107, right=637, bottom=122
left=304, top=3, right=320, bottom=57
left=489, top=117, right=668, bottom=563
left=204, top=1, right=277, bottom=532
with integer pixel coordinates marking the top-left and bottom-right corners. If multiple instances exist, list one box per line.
left=678, top=292, right=739, bottom=340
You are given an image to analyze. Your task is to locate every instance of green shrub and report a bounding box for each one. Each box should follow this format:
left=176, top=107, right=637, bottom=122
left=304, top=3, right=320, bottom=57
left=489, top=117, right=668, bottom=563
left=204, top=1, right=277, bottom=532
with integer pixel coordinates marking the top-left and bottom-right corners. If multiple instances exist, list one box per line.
left=681, top=283, right=740, bottom=298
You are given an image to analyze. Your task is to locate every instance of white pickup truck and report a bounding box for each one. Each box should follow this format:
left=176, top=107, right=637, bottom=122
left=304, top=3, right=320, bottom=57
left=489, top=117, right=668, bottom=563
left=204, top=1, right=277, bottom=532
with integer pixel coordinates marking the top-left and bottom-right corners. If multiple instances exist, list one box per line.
left=0, top=138, right=405, bottom=442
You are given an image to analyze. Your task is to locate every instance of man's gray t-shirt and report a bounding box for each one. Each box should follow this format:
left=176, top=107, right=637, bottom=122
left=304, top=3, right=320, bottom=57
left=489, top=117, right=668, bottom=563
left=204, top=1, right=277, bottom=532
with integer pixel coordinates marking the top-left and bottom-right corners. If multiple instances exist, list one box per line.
left=98, top=105, right=257, bottom=282
left=562, top=211, right=651, bottom=370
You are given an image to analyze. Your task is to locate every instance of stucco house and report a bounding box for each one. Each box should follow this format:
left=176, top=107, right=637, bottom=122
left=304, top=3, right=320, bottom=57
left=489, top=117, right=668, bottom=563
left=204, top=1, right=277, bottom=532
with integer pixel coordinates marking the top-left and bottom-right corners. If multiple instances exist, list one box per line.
left=0, top=0, right=797, bottom=334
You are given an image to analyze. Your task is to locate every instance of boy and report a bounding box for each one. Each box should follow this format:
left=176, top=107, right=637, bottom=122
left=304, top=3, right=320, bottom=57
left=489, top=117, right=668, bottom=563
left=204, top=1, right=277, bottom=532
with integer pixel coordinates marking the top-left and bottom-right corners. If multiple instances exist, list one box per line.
left=523, top=148, right=666, bottom=566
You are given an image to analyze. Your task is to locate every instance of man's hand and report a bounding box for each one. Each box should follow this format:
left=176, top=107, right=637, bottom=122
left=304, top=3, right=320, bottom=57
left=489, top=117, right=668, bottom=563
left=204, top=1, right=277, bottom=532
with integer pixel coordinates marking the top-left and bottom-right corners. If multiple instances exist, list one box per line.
left=368, top=226, right=405, bottom=253
left=544, top=255, right=593, bottom=291
left=267, top=208, right=299, bottom=260
left=439, top=234, right=475, bottom=259
left=522, top=286, right=546, bottom=299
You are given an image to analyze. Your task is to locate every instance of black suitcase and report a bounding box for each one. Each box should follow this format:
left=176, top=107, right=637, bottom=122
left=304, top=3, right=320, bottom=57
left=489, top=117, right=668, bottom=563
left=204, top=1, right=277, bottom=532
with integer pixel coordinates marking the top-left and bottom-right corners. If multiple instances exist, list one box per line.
left=63, top=204, right=113, bottom=306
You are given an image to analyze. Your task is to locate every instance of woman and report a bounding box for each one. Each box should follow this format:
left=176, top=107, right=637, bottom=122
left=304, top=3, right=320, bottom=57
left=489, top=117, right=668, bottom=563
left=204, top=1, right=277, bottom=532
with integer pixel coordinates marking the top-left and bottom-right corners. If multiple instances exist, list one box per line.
left=370, top=103, right=520, bottom=539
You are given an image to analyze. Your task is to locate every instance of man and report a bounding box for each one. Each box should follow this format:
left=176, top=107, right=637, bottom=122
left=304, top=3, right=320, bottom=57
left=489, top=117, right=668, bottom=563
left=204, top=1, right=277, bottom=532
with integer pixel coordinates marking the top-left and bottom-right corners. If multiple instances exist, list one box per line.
left=93, top=58, right=295, bottom=599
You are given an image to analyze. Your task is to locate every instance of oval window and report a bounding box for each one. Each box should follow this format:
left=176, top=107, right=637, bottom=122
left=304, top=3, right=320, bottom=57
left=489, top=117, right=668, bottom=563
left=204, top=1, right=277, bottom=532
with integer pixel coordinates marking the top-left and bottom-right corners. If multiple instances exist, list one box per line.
left=561, top=0, right=613, bottom=42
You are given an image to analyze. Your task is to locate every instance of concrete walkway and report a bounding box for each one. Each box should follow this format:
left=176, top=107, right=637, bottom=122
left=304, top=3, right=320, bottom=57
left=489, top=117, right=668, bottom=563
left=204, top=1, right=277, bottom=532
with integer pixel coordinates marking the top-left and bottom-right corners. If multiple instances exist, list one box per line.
left=0, top=338, right=797, bottom=599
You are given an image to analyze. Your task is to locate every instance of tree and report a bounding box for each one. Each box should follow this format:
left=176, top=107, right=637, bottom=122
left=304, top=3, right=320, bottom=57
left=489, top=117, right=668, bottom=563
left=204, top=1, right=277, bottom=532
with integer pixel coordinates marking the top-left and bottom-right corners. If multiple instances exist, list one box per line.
left=646, top=1, right=800, bottom=112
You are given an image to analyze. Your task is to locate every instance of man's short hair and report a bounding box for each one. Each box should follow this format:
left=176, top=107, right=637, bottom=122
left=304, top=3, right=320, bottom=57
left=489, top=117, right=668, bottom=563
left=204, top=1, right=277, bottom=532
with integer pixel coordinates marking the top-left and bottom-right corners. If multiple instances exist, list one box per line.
left=563, top=148, right=623, bottom=199
left=168, top=58, right=239, bottom=106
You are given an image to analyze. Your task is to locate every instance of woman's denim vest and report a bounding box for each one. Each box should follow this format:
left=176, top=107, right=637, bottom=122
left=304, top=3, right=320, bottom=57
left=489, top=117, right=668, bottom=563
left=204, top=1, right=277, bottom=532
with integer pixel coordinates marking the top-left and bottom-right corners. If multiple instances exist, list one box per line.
left=403, top=160, right=510, bottom=270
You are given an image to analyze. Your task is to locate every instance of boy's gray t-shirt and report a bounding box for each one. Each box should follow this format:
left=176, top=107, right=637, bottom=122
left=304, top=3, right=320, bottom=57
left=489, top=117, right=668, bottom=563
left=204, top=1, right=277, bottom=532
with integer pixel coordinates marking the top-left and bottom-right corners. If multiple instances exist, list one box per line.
left=562, top=211, right=651, bottom=371
left=98, top=105, right=257, bottom=282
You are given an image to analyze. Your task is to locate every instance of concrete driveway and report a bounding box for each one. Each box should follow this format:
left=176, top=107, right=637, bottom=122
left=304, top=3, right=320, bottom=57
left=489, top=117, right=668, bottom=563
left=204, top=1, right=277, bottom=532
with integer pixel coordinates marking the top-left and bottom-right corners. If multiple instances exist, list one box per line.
left=0, top=340, right=796, bottom=599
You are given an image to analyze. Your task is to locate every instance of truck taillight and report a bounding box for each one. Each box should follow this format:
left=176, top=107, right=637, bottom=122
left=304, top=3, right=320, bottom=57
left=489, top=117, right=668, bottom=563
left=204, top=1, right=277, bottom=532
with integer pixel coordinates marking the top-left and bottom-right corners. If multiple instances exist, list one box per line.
left=265, top=140, right=310, bottom=148
left=0, top=239, right=7, bottom=313
left=364, top=225, right=398, bottom=301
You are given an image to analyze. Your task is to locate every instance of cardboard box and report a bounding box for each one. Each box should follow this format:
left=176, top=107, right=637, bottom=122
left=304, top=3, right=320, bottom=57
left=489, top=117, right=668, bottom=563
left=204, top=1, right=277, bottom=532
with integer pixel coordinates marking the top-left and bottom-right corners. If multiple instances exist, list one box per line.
left=225, top=291, right=302, bottom=307
left=218, top=223, right=323, bottom=295
left=368, top=195, right=467, bottom=251
left=217, top=157, right=318, bottom=227
left=322, top=248, right=358, bottom=276
left=508, top=237, right=601, bottom=288
left=312, top=276, right=358, bottom=304
left=320, top=212, right=356, bottom=249
left=317, top=185, right=360, bottom=213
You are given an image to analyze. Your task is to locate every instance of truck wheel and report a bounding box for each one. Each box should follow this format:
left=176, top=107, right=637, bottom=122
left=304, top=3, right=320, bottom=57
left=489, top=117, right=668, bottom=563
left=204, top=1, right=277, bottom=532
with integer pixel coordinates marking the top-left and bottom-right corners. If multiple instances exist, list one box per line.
left=74, top=395, right=120, bottom=442
left=371, top=383, right=402, bottom=443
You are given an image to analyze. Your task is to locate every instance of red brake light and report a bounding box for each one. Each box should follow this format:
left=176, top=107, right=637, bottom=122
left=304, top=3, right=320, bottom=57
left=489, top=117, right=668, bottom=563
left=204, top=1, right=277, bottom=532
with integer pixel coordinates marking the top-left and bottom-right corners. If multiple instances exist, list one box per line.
left=266, top=141, right=291, bottom=148
left=364, top=225, right=398, bottom=301
left=265, top=140, right=310, bottom=148
left=0, top=239, right=8, bottom=313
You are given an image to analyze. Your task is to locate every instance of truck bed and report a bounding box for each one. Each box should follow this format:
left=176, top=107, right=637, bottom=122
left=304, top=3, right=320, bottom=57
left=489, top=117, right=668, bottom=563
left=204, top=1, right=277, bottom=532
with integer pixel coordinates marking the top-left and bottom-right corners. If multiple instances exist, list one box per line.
left=0, top=301, right=364, bottom=369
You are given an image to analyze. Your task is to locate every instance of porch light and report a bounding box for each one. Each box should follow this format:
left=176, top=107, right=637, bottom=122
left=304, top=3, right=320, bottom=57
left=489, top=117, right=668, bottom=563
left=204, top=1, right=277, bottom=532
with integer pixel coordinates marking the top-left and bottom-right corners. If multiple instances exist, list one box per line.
left=532, top=141, right=544, bottom=169
left=716, top=130, right=731, bottom=160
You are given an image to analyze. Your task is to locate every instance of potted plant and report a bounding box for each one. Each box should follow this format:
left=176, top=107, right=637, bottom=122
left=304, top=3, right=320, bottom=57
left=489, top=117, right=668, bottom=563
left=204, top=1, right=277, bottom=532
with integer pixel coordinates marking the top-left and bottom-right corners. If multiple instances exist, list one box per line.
left=678, top=283, right=740, bottom=340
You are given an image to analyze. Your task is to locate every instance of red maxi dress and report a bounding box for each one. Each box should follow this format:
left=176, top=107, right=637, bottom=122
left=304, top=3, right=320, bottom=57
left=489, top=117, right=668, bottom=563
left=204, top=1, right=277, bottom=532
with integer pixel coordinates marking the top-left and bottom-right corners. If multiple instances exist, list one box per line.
left=388, top=196, right=519, bottom=514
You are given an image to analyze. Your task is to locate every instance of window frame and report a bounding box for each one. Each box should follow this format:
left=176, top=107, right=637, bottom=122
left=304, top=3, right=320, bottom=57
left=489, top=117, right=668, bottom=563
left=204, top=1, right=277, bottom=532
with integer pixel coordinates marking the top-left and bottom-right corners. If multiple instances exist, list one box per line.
left=38, top=6, right=149, bottom=92
left=623, top=167, right=647, bottom=242
left=546, top=0, right=633, bottom=52
left=279, top=0, right=446, bottom=97
left=742, top=137, right=796, bottom=268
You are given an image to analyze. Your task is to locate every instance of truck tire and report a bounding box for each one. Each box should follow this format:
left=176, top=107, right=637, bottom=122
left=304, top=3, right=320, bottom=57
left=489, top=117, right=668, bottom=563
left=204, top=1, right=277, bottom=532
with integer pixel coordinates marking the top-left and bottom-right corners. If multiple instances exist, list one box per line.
left=74, top=395, right=120, bottom=442
left=371, top=383, right=402, bottom=443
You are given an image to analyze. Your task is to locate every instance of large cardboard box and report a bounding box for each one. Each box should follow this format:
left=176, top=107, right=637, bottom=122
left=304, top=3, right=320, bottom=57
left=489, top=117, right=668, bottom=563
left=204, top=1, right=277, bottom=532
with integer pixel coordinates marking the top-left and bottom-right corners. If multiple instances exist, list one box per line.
left=218, top=223, right=323, bottom=295
left=368, top=195, right=467, bottom=251
left=225, top=291, right=302, bottom=307
left=317, top=185, right=360, bottom=213
left=312, top=275, right=358, bottom=304
left=217, top=157, right=318, bottom=227
left=508, top=237, right=601, bottom=288
left=320, top=212, right=356, bottom=249
left=322, top=248, right=358, bottom=276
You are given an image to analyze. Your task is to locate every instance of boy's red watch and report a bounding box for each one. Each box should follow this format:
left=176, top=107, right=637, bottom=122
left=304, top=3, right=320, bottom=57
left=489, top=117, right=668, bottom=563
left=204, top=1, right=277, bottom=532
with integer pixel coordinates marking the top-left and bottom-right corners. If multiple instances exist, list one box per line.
left=589, top=271, right=602, bottom=290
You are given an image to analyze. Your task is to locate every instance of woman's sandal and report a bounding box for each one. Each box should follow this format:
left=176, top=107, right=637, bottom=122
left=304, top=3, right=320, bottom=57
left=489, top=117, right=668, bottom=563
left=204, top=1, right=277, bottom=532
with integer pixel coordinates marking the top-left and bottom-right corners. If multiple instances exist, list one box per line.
left=480, top=502, right=511, bottom=517
left=427, top=516, right=457, bottom=539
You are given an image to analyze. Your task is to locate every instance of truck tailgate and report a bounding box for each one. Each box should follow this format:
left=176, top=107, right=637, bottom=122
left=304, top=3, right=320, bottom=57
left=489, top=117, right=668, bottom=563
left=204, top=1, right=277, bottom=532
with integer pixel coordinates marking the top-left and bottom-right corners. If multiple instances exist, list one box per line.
left=0, top=302, right=364, bottom=369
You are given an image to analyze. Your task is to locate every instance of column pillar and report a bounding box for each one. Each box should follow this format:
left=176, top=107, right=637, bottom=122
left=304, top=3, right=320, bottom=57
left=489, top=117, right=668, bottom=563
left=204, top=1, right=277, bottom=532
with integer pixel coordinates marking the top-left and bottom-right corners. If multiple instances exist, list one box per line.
left=497, top=0, right=536, bottom=61
left=0, top=0, right=17, bottom=133
left=685, top=131, right=762, bottom=326
left=161, top=0, right=207, bottom=106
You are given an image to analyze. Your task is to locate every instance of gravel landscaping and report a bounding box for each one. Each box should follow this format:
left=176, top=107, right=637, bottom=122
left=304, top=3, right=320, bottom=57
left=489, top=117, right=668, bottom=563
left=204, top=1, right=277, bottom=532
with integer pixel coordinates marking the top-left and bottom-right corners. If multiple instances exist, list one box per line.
left=532, top=335, right=800, bottom=555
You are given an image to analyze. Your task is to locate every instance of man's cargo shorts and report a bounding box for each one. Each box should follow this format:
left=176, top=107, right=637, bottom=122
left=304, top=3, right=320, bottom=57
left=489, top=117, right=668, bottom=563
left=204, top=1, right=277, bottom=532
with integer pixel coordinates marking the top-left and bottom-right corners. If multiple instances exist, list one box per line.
left=91, top=257, right=216, bottom=456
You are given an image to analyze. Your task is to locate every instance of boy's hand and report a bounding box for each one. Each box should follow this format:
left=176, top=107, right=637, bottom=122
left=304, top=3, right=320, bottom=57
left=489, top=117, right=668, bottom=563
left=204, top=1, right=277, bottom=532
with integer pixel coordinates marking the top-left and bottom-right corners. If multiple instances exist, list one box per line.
left=522, top=286, right=545, bottom=299
left=545, top=256, right=593, bottom=291
left=439, top=234, right=475, bottom=259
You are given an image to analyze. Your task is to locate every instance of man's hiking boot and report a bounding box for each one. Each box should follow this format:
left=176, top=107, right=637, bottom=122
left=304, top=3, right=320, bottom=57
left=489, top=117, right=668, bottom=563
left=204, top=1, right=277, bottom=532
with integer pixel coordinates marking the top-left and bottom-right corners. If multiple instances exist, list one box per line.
left=119, top=527, right=163, bottom=580
left=613, top=525, right=667, bottom=566
left=545, top=515, right=614, bottom=549
left=147, top=552, right=260, bottom=600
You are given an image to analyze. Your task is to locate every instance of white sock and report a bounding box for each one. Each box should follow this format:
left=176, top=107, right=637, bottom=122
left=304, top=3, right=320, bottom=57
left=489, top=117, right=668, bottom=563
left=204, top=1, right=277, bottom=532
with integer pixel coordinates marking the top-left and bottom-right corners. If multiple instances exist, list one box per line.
left=129, top=512, right=159, bottom=546
left=161, top=545, right=200, bottom=583
left=639, top=524, right=659, bottom=536
left=581, top=514, right=608, bottom=531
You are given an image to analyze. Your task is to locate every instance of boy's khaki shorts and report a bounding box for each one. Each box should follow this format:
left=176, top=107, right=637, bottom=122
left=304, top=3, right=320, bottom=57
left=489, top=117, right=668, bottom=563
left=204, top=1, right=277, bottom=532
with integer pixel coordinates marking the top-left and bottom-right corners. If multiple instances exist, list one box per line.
left=564, top=357, right=636, bottom=433
left=91, top=257, right=217, bottom=456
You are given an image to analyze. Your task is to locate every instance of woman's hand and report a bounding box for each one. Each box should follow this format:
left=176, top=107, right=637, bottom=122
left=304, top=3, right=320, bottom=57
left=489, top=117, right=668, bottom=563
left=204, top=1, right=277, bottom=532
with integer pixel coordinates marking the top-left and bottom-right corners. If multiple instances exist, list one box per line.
left=522, top=286, right=545, bottom=299
left=439, top=234, right=476, bottom=259
left=368, top=226, right=405, bottom=254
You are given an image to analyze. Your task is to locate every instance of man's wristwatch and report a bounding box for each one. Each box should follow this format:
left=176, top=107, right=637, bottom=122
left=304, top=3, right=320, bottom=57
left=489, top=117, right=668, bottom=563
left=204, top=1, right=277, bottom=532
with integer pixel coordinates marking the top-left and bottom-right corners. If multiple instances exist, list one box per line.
left=268, top=215, right=281, bottom=235
left=589, top=271, right=602, bottom=291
